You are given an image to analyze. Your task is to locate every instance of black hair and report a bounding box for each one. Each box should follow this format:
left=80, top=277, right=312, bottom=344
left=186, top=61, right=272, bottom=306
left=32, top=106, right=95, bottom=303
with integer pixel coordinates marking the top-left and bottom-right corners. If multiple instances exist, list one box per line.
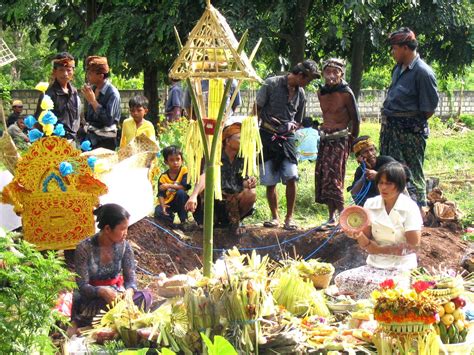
left=390, top=27, right=418, bottom=50
left=375, top=161, right=407, bottom=193
left=129, top=95, right=149, bottom=110
left=302, top=117, right=313, bottom=128
left=93, top=203, right=130, bottom=230
left=162, top=145, right=183, bottom=162
left=290, top=59, right=320, bottom=79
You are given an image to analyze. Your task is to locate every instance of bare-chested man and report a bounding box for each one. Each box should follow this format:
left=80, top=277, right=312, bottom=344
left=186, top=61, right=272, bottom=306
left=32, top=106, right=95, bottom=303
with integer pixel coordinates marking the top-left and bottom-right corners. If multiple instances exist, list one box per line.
left=315, top=58, right=360, bottom=227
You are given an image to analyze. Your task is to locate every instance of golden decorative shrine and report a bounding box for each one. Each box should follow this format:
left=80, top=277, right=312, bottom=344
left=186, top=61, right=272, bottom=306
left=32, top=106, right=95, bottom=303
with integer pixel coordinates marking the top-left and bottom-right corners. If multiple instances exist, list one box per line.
left=1, top=137, right=107, bottom=250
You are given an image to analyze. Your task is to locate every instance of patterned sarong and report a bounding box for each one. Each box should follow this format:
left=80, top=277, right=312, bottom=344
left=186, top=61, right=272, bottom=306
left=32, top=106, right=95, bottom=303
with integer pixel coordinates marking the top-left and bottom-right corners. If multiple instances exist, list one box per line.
left=314, top=130, right=350, bottom=210
left=380, top=120, right=427, bottom=205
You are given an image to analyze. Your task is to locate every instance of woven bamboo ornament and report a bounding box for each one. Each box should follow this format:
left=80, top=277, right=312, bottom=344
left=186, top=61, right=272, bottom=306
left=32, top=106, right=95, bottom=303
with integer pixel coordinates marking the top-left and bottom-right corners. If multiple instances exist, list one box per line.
left=1, top=136, right=107, bottom=250
left=0, top=39, right=19, bottom=174
left=169, top=3, right=261, bottom=82
left=0, top=38, right=16, bottom=67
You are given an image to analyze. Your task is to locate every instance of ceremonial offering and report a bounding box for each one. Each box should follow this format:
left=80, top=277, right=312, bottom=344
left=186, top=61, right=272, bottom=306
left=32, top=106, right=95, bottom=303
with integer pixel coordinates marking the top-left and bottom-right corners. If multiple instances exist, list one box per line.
left=296, top=259, right=335, bottom=289
left=339, top=205, right=370, bottom=234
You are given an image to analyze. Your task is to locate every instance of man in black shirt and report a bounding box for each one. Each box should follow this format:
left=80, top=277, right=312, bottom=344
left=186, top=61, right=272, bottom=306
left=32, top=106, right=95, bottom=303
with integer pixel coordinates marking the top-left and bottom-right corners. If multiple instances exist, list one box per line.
left=7, top=100, right=23, bottom=127
left=185, top=122, right=256, bottom=236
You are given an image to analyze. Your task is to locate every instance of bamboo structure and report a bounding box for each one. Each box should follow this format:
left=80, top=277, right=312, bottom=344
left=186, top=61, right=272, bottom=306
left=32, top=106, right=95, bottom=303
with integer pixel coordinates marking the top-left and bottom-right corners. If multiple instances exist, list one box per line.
left=0, top=38, right=19, bottom=174
left=169, top=1, right=261, bottom=276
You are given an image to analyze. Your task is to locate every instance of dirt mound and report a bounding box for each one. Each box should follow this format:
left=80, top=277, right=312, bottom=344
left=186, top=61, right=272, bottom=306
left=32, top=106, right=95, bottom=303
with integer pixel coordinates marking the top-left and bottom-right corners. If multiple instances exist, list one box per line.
left=128, top=218, right=469, bottom=277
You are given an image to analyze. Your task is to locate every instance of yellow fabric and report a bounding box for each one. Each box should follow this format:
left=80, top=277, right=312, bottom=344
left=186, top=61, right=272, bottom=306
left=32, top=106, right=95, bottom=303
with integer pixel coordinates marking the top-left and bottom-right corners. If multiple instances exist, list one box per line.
left=353, top=138, right=375, bottom=155
left=120, top=118, right=156, bottom=148
left=159, top=166, right=188, bottom=204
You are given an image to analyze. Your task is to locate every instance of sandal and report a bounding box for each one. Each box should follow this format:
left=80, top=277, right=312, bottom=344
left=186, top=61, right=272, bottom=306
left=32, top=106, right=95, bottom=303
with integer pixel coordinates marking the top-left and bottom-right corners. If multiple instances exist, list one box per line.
left=283, top=219, right=298, bottom=231
left=263, top=219, right=280, bottom=228
left=319, top=219, right=337, bottom=231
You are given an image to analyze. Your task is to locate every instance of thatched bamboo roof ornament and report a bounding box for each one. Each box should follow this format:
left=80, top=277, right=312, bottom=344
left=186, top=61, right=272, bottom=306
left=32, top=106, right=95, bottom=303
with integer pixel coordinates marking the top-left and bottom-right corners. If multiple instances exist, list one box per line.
left=0, top=38, right=16, bottom=67
left=170, top=1, right=262, bottom=277
left=169, top=1, right=261, bottom=82
left=0, top=38, right=19, bottom=174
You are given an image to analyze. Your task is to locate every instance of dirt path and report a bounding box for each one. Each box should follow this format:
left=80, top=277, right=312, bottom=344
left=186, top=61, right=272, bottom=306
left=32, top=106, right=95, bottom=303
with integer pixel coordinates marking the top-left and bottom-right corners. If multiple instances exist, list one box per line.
left=128, top=218, right=469, bottom=277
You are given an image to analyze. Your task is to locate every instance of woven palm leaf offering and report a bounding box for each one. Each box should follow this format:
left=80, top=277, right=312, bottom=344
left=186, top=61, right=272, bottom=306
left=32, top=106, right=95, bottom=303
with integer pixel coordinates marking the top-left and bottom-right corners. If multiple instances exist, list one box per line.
left=170, top=0, right=262, bottom=276
left=339, top=205, right=370, bottom=234
left=411, top=267, right=473, bottom=347
left=371, top=279, right=440, bottom=354
left=1, top=82, right=107, bottom=250
left=296, top=259, right=335, bottom=289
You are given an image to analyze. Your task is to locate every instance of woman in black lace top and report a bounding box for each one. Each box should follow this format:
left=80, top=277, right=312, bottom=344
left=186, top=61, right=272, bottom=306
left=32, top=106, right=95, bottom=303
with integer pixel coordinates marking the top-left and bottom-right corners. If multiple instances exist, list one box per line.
left=71, top=203, right=152, bottom=327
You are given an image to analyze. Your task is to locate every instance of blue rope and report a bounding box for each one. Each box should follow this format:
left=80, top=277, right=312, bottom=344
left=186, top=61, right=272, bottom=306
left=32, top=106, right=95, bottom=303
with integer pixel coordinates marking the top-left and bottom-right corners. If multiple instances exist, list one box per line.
left=304, top=226, right=340, bottom=260
left=145, top=218, right=324, bottom=253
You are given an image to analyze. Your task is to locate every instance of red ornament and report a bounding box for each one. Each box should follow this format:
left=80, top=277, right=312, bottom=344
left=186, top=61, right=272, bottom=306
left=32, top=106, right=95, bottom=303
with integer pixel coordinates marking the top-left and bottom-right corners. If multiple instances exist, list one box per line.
left=380, top=279, right=395, bottom=289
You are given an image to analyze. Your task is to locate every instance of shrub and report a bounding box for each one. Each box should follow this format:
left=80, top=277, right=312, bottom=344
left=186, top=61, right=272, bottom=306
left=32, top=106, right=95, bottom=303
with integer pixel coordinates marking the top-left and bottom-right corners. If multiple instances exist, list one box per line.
left=0, top=231, right=75, bottom=353
left=459, top=113, right=474, bottom=129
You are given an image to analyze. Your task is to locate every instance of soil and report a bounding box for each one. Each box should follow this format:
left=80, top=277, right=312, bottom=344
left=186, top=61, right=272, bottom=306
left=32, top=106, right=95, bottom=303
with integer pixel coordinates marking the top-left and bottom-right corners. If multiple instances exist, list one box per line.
left=129, top=217, right=470, bottom=280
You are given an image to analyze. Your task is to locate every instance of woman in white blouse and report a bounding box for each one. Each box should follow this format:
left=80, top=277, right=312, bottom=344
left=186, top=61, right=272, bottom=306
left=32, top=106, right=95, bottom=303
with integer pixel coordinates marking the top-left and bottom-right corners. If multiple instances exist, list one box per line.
left=335, top=162, right=422, bottom=299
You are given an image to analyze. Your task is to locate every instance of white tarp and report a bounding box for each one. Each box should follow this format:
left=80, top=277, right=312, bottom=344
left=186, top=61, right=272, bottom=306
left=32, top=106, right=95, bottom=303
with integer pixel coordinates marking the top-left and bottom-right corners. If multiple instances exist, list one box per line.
left=98, top=158, right=154, bottom=226
left=0, top=170, right=21, bottom=231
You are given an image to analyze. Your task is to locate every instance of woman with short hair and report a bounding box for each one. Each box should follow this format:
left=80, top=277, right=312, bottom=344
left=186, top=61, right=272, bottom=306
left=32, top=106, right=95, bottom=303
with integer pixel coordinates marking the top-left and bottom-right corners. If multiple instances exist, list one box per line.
left=334, top=162, right=422, bottom=299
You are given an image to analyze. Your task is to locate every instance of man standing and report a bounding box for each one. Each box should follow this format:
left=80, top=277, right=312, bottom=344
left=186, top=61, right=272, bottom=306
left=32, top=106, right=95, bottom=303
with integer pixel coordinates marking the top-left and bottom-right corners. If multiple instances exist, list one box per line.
left=7, top=100, right=23, bottom=127
left=165, top=79, right=183, bottom=122
left=256, top=60, right=320, bottom=230
left=46, top=52, right=81, bottom=141
left=315, top=58, right=360, bottom=227
left=82, top=56, right=121, bottom=150
left=380, top=27, right=438, bottom=206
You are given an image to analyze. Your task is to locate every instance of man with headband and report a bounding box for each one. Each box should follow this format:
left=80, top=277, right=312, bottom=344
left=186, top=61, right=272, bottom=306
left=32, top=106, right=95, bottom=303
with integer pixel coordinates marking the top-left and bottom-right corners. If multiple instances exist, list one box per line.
left=185, top=119, right=257, bottom=236
left=44, top=52, right=81, bottom=141
left=380, top=27, right=438, bottom=206
left=82, top=55, right=121, bottom=150
left=349, top=135, right=417, bottom=206
left=315, top=58, right=360, bottom=228
left=256, top=59, right=320, bottom=231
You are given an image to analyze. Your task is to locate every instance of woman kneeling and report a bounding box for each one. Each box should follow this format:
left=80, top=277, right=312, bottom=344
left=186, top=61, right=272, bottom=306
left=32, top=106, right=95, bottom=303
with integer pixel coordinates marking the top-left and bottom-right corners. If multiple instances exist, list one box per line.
left=71, top=203, right=152, bottom=327
left=335, top=162, right=422, bottom=299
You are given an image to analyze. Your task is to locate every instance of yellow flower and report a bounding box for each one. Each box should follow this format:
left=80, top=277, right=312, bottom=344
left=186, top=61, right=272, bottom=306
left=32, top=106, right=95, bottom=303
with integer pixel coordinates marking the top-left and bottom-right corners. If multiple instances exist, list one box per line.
left=371, top=289, right=382, bottom=300
left=38, top=110, right=46, bottom=123
left=35, top=81, right=49, bottom=93
left=43, top=124, right=54, bottom=136
left=41, top=95, right=54, bottom=110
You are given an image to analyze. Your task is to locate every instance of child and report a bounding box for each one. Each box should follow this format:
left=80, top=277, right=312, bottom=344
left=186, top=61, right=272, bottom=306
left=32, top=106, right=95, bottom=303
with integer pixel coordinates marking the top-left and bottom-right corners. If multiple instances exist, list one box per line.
left=120, top=95, right=156, bottom=148
left=295, top=116, right=320, bottom=162
left=154, top=145, right=192, bottom=229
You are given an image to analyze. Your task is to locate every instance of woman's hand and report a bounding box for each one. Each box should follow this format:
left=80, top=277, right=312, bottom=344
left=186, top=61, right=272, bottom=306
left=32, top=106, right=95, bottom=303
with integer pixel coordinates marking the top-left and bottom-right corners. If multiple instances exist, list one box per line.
left=123, top=288, right=135, bottom=299
left=185, top=194, right=198, bottom=212
left=98, top=287, right=118, bottom=304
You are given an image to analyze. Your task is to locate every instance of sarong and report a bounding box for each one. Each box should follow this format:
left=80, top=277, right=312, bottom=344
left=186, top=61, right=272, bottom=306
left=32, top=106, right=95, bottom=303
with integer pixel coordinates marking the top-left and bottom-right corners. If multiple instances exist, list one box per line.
left=380, top=119, right=427, bottom=205
left=334, top=265, right=411, bottom=300
left=315, top=130, right=350, bottom=210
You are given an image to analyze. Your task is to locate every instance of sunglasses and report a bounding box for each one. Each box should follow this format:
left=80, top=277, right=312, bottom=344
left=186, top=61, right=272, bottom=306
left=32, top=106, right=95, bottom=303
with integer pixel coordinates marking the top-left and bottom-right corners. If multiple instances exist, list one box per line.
left=13, top=105, right=23, bottom=108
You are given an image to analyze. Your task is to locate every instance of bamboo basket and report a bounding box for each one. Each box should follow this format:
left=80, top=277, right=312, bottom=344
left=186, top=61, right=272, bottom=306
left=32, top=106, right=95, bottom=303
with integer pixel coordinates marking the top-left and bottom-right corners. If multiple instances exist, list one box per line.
left=310, top=271, right=334, bottom=289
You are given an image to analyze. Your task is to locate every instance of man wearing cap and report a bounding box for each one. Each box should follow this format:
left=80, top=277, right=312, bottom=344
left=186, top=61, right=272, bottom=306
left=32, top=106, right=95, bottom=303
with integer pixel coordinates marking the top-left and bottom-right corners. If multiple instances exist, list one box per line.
left=7, top=100, right=24, bottom=127
left=381, top=27, right=438, bottom=206
left=185, top=120, right=257, bottom=236
left=44, top=52, right=81, bottom=140
left=315, top=58, right=360, bottom=227
left=349, top=135, right=418, bottom=206
left=82, top=55, right=121, bottom=150
left=256, top=59, right=320, bottom=230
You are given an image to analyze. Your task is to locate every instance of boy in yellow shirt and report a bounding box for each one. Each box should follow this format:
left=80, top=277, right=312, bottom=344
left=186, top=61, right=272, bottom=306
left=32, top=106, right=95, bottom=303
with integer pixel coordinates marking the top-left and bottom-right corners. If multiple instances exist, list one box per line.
left=154, top=145, right=192, bottom=229
left=120, top=95, right=156, bottom=148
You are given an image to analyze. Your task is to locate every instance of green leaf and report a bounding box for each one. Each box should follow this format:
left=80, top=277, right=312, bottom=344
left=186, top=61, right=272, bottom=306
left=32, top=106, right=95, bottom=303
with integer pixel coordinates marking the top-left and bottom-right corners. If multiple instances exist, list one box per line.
left=213, top=336, right=238, bottom=355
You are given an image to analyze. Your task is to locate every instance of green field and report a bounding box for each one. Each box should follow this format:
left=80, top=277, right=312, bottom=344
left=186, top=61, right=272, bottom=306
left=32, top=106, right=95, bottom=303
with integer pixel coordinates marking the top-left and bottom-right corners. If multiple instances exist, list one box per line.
left=247, top=121, right=474, bottom=228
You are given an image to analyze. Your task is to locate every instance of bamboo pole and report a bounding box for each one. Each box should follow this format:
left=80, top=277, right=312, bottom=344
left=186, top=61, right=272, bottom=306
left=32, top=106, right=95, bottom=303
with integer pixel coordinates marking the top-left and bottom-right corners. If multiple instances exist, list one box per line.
left=202, top=34, right=249, bottom=276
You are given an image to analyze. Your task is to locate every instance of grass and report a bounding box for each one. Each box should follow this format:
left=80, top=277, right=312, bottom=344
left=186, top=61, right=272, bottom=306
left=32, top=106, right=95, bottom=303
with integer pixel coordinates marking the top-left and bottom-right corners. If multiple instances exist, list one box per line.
left=247, top=121, right=474, bottom=228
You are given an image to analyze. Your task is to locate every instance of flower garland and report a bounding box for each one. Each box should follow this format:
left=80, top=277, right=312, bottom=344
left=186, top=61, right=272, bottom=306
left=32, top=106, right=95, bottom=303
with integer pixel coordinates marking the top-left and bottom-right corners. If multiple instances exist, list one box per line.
left=371, top=279, right=438, bottom=325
